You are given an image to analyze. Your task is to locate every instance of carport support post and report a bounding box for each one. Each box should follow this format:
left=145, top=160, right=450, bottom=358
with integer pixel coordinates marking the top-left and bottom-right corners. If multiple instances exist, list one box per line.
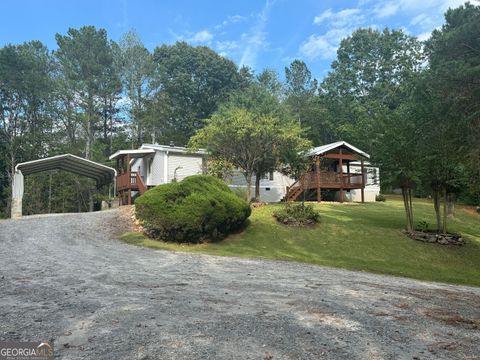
left=361, top=160, right=365, bottom=203
left=11, top=170, right=24, bottom=219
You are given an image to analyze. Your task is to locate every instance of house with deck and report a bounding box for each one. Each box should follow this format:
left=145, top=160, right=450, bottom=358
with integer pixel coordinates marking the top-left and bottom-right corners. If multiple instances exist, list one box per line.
left=109, top=141, right=379, bottom=204
left=109, top=143, right=206, bottom=205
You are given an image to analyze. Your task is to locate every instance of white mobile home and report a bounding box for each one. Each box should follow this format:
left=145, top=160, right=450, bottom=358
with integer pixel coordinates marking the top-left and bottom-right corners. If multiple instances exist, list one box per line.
left=109, top=141, right=380, bottom=204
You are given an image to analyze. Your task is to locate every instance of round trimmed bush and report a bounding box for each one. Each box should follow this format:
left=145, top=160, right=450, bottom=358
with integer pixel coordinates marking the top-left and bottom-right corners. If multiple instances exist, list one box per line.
left=135, top=175, right=251, bottom=243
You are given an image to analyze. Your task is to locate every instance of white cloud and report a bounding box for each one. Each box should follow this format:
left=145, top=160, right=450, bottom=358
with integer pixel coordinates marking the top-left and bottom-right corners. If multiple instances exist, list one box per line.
left=313, top=8, right=364, bottom=28
left=188, top=30, right=213, bottom=43
left=313, top=9, right=333, bottom=24
left=305, top=7, right=368, bottom=60
left=215, top=40, right=240, bottom=52
left=374, top=2, right=399, bottom=18
left=300, top=28, right=352, bottom=60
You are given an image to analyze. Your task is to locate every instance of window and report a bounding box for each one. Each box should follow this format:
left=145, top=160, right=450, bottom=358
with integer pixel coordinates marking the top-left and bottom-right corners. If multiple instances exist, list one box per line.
left=262, top=171, right=274, bottom=181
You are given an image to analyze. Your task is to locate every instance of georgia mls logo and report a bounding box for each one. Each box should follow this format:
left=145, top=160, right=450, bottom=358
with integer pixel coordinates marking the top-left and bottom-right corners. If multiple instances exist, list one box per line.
left=0, top=341, right=53, bottom=359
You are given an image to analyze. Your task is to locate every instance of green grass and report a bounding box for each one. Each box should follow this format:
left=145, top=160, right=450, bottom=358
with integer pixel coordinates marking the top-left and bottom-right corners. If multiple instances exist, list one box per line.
left=121, top=196, right=480, bottom=287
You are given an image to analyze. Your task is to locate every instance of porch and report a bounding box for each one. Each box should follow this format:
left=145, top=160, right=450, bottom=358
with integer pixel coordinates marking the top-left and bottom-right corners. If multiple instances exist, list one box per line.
left=286, top=141, right=368, bottom=203
left=109, top=149, right=154, bottom=205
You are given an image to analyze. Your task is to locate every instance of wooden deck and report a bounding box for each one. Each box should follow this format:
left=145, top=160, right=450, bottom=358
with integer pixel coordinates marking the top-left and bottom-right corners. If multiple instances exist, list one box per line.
left=117, top=171, right=147, bottom=204
left=286, top=171, right=365, bottom=201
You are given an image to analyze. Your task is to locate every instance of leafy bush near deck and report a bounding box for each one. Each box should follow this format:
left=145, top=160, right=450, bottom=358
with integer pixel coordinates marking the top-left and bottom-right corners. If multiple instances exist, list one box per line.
left=135, top=175, right=251, bottom=243
left=273, top=203, right=320, bottom=226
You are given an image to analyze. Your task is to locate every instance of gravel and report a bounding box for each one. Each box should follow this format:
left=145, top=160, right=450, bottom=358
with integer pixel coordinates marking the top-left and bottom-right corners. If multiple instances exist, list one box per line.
left=0, top=209, right=479, bottom=359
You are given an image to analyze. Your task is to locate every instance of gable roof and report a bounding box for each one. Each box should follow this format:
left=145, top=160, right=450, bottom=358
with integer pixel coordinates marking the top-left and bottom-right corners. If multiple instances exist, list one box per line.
left=16, top=154, right=116, bottom=187
left=307, top=141, right=370, bottom=158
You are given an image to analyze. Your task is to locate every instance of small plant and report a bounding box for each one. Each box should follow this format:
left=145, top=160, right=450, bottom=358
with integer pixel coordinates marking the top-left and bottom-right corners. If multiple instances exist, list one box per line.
left=273, top=203, right=320, bottom=226
left=417, top=220, right=430, bottom=232
left=376, top=194, right=386, bottom=202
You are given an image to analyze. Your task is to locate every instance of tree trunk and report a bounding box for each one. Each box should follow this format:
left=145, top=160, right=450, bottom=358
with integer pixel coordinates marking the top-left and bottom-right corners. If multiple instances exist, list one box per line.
left=254, top=173, right=261, bottom=202
left=446, top=192, right=455, bottom=218
left=48, top=172, right=52, bottom=213
left=432, top=188, right=442, bottom=232
left=442, top=186, right=448, bottom=234
left=245, top=173, right=253, bottom=202
left=401, top=187, right=413, bottom=231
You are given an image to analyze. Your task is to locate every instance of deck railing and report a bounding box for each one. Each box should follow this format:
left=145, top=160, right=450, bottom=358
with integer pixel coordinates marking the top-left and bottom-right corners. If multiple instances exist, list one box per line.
left=286, top=171, right=365, bottom=201
left=117, top=171, right=147, bottom=194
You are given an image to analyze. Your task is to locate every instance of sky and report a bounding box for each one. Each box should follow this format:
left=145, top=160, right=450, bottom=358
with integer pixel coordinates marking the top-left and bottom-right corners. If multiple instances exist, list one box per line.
left=0, top=0, right=469, bottom=80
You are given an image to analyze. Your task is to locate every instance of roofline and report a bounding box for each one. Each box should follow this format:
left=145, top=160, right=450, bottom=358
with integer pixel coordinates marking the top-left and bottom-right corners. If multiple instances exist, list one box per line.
left=16, top=154, right=116, bottom=175
left=108, top=148, right=156, bottom=160
left=141, top=143, right=206, bottom=155
left=308, top=141, right=370, bottom=158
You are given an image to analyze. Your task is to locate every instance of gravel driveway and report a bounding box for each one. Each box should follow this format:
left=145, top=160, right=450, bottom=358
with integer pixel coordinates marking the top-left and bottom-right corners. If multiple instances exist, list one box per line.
left=0, top=209, right=479, bottom=359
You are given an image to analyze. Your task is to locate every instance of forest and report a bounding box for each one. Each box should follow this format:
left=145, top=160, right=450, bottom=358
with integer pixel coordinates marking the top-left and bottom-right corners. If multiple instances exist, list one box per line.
left=0, top=2, right=479, bottom=227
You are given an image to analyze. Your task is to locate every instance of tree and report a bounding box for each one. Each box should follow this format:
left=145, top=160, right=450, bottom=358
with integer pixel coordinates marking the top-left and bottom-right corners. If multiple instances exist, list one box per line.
left=372, top=103, right=421, bottom=231
left=55, top=26, right=120, bottom=160
left=190, top=107, right=309, bottom=201
left=425, top=2, right=480, bottom=215
left=119, top=30, right=153, bottom=147
left=146, top=42, right=239, bottom=145
left=321, top=28, right=424, bottom=152
left=284, top=60, right=317, bottom=126
left=0, top=41, right=55, bottom=214
left=220, top=75, right=303, bottom=199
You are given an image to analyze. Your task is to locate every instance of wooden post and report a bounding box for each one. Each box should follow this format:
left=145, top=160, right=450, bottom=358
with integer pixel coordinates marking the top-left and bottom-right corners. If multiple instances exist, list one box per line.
left=347, top=162, right=350, bottom=185
left=126, top=154, right=131, bottom=205
left=361, top=159, right=365, bottom=203
left=339, top=149, right=344, bottom=203
left=316, top=156, right=321, bottom=202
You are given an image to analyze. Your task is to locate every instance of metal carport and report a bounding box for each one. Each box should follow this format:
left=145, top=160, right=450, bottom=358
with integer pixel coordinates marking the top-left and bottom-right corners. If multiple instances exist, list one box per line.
left=11, top=154, right=116, bottom=218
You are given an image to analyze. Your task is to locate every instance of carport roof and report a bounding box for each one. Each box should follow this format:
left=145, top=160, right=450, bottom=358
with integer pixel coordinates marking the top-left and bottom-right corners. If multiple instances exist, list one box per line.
left=15, top=154, right=116, bottom=187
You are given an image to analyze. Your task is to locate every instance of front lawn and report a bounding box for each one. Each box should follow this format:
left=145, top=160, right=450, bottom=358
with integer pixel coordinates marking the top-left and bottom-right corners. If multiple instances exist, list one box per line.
left=121, top=196, right=480, bottom=287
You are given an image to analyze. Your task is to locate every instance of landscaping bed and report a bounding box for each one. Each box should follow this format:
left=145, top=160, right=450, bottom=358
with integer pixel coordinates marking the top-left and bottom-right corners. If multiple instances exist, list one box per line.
left=403, top=230, right=466, bottom=246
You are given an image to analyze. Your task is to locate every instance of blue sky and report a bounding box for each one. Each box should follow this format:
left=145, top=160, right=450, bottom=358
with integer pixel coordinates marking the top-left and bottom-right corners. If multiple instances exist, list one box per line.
left=0, top=0, right=467, bottom=80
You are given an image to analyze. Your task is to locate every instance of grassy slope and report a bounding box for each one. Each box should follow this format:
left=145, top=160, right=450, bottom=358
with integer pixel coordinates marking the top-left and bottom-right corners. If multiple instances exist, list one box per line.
left=122, top=196, right=480, bottom=287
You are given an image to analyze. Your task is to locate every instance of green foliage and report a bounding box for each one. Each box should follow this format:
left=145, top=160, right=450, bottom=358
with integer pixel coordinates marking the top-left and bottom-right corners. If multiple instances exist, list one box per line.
left=55, top=26, right=121, bottom=159
left=273, top=203, right=320, bottom=226
left=206, top=159, right=234, bottom=181
left=118, top=30, right=153, bottom=147
left=375, top=194, right=386, bottom=202
left=417, top=220, right=430, bottom=232
left=146, top=42, right=240, bottom=145
left=321, top=27, right=424, bottom=152
left=190, top=106, right=310, bottom=201
left=135, top=175, right=251, bottom=243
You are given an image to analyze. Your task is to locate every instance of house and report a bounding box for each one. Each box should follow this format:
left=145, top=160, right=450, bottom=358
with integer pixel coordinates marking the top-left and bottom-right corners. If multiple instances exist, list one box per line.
left=109, top=143, right=206, bottom=205
left=109, top=141, right=379, bottom=204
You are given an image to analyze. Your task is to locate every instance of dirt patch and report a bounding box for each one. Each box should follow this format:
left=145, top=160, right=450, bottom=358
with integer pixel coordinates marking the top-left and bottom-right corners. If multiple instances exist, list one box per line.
left=418, top=308, right=480, bottom=329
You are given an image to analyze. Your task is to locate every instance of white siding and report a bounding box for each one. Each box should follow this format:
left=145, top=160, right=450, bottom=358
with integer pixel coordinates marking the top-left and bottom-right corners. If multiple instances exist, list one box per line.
left=149, top=151, right=165, bottom=185
left=227, top=170, right=295, bottom=202
left=167, top=153, right=204, bottom=182
left=342, top=164, right=380, bottom=202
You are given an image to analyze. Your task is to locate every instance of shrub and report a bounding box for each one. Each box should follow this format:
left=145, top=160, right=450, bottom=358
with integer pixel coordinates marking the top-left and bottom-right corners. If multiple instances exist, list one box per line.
left=135, top=175, right=251, bottom=243
left=273, top=203, right=320, bottom=226
left=376, top=194, right=386, bottom=202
